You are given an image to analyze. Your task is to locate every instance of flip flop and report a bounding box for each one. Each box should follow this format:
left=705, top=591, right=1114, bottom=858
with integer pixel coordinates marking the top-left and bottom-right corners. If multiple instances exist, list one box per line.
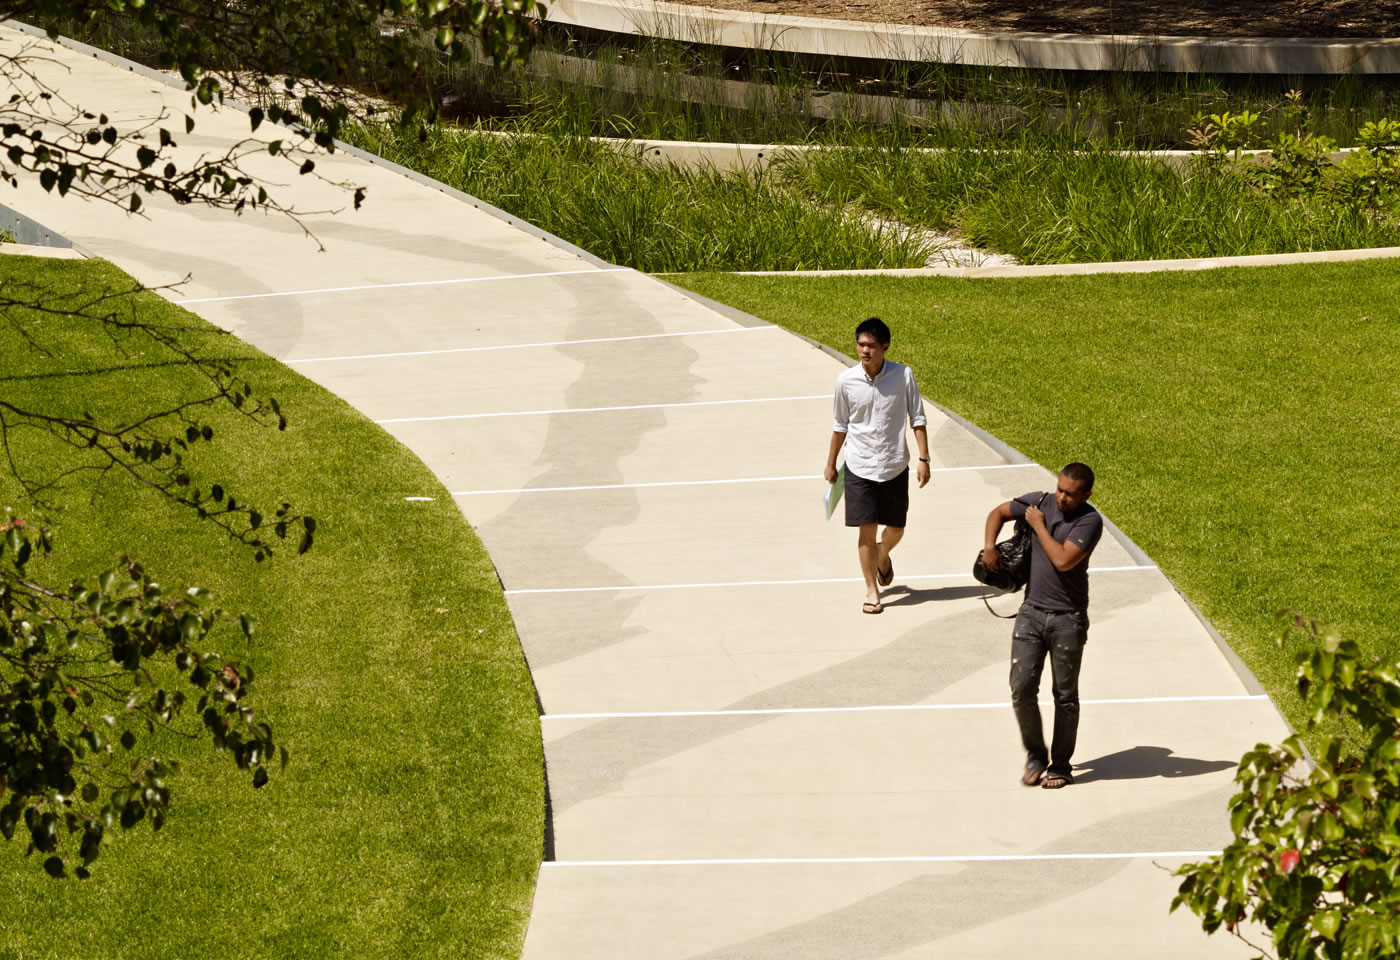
left=862, top=601, right=884, bottom=615
left=1020, top=763, right=1046, bottom=786
left=1041, top=774, right=1072, bottom=790
left=877, top=557, right=894, bottom=587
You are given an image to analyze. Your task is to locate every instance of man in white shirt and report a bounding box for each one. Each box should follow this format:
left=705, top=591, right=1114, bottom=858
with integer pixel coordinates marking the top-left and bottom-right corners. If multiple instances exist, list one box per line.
left=823, top=317, right=931, bottom=614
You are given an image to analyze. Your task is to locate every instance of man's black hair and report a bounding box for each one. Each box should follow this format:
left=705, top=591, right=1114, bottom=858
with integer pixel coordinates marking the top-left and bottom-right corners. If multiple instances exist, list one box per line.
left=855, top=316, right=891, bottom=346
left=1061, top=462, right=1095, bottom=492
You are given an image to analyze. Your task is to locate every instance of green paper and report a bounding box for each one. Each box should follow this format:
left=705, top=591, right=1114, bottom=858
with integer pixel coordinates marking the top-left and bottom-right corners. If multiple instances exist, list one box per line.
left=824, top=464, right=846, bottom=521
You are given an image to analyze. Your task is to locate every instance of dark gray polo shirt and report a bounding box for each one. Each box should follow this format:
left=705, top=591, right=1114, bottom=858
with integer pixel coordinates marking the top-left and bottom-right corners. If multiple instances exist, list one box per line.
left=1009, top=492, right=1104, bottom=612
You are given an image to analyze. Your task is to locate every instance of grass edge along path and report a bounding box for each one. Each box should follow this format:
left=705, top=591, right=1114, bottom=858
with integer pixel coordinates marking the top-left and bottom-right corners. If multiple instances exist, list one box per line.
left=671, top=260, right=1400, bottom=736
left=0, top=255, right=543, bottom=960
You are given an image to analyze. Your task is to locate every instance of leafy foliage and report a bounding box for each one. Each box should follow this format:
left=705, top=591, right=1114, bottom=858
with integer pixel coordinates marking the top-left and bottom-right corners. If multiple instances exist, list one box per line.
left=1173, top=615, right=1400, bottom=959
left=0, top=515, right=279, bottom=879
left=1189, top=95, right=1400, bottom=219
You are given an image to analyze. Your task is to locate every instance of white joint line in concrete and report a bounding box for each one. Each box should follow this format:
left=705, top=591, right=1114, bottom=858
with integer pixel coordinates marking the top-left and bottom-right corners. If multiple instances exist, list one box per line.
left=540, top=694, right=1268, bottom=721
left=453, top=463, right=1031, bottom=496
left=542, top=851, right=1224, bottom=867
left=374, top=394, right=830, bottom=425
left=503, top=565, right=1157, bottom=595
left=284, top=325, right=778, bottom=364
left=175, top=266, right=631, bottom=304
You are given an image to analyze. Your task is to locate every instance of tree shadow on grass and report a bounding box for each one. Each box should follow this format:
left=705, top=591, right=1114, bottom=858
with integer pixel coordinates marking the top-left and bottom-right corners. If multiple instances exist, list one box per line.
left=1073, top=745, right=1237, bottom=784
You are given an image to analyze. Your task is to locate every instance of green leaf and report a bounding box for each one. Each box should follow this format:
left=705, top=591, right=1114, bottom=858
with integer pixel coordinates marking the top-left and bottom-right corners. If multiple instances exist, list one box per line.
left=1313, top=909, right=1341, bottom=939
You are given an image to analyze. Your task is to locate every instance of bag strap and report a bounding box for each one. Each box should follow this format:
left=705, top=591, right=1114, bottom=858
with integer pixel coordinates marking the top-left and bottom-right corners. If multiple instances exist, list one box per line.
left=981, top=592, right=1020, bottom=618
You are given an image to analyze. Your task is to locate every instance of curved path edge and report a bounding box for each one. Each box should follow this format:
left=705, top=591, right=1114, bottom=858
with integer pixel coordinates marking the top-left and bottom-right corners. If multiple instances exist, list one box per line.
left=545, top=0, right=1400, bottom=74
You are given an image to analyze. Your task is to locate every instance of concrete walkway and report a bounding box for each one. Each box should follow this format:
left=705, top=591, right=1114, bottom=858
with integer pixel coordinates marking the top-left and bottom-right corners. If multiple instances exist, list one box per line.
left=3, top=27, right=1287, bottom=958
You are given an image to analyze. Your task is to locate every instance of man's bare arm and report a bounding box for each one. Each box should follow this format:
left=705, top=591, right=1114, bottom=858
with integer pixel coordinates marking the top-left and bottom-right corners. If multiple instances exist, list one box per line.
left=824, top=432, right=846, bottom=484
left=981, top=501, right=1014, bottom=570
left=1025, top=507, right=1089, bottom=571
left=912, top=425, right=930, bottom=488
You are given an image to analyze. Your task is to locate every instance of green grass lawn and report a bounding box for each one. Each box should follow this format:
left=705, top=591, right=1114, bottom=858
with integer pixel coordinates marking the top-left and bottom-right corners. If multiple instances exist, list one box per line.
left=0, top=256, right=542, bottom=958
left=673, top=260, right=1400, bottom=731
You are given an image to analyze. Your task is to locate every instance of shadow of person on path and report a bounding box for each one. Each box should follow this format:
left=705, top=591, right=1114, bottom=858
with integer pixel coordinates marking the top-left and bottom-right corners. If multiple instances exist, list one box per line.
left=1072, top=745, right=1237, bottom=784
left=878, top=584, right=995, bottom=607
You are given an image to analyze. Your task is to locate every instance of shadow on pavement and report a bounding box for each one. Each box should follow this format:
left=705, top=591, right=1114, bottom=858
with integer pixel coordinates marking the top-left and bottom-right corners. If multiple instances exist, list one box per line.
left=1072, top=746, right=1237, bottom=784
left=879, top=584, right=1001, bottom=608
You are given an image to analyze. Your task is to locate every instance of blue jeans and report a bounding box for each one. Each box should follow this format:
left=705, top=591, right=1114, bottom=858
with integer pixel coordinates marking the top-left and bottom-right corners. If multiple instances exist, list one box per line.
left=1010, top=604, right=1089, bottom=779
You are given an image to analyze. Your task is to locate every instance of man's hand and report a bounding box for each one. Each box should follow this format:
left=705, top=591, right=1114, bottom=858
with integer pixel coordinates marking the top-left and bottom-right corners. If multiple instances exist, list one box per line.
left=916, top=460, right=930, bottom=488
left=981, top=546, right=1003, bottom=571
left=1026, top=505, right=1047, bottom=532
left=824, top=464, right=839, bottom=484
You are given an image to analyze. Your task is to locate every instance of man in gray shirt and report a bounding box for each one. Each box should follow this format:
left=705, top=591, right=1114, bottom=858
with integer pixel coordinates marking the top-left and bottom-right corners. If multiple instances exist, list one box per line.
left=981, top=463, right=1103, bottom=789
left=824, top=317, right=931, bottom=615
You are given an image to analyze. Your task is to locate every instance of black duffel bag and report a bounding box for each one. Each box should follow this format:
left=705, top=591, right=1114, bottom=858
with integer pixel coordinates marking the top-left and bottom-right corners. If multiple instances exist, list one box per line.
left=973, top=493, right=1047, bottom=592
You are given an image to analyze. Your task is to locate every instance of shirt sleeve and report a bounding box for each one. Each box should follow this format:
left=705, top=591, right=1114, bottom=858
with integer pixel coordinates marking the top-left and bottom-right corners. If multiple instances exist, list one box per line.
left=1067, top=510, right=1105, bottom=553
left=905, top=367, right=928, bottom=429
left=832, top=376, right=849, bottom=433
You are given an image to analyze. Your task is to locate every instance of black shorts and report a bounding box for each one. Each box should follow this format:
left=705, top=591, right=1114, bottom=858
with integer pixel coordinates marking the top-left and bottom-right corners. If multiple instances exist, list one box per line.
left=844, top=468, right=910, bottom=527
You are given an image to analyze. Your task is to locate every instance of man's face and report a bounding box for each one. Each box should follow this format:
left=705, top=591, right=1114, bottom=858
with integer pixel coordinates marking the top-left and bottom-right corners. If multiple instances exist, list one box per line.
left=1055, top=474, right=1091, bottom=513
left=856, top=333, right=889, bottom=369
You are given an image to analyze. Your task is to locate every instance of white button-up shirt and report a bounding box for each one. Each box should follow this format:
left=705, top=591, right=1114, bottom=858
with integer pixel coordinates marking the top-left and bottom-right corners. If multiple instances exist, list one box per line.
left=832, top=360, right=927, bottom=482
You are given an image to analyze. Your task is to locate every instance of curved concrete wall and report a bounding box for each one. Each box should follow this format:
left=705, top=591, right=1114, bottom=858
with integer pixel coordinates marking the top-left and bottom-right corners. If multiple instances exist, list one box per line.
left=544, top=0, right=1400, bottom=74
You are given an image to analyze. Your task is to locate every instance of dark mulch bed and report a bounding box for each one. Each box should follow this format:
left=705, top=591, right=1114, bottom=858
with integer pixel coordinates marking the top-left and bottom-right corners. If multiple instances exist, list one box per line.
left=659, top=0, right=1400, bottom=39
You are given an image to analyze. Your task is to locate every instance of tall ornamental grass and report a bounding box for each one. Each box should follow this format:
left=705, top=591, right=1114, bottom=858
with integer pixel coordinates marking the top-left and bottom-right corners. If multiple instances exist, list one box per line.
left=341, top=123, right=934, bottom=271
left=779, top=144, right=1400, bottom=263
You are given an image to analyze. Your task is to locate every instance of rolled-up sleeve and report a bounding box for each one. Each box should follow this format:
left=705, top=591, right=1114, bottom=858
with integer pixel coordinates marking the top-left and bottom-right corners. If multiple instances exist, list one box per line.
left=905, top=368, right=927, bottom=428
left=833, top=379, right=849, bottom=433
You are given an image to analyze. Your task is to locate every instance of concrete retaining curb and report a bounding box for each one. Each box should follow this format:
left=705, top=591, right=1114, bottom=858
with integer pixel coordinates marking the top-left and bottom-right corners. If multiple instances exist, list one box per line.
left=727, top=244, right=1400, bottom=278
left=546, top=0, right=1400, bottom=74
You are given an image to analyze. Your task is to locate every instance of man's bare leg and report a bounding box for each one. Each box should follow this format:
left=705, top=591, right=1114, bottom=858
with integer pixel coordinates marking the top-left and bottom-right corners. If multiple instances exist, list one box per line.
left=857, top=523, right=881, bottom=607
left=878, top=525, right=905, bottom=578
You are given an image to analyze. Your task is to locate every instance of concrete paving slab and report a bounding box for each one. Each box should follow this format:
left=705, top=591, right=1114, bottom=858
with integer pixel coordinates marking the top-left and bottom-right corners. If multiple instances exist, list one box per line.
left=395, top=398, right=1014, bottom=495
left=540, top=698, right=1282, bottom=860
left=468, top=479, right=1142, bottom=592
left=288, top=317, right=836, bottom=422
left=525, top=856, right=1252, bottom=959
left=189, top=268, right=754, bottom=362
left=519, top=578, right=1263, bottom=715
